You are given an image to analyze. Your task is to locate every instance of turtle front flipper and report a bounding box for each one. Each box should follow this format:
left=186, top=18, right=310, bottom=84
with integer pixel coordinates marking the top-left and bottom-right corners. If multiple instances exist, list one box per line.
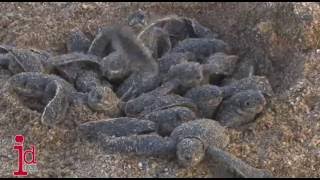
left=41, top=80, right=70, bottom=127
left=66, top=28, right=91, bottom=53
left=207, top=146, right=273, bottom=178
left=148, top=27, right=172, bottom=59
left=98, top=134, right=176, bottom=157
left=88, top=27, right=114, bottom=58
left=78, top=117, right=156, bottom=139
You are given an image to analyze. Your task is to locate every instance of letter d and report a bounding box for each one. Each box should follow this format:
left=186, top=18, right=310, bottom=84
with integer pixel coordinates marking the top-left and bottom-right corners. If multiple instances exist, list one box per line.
left=24, top=145, right=37, bottom=165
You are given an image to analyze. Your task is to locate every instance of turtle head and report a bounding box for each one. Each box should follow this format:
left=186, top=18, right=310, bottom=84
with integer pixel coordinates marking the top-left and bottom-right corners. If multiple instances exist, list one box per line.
left=238, top=90, right=266, bottom=114
left=176, top=137, right=205, bottom=168
left=128, top=9, right=146, bottom=27
left=87, top=86, right=120, bottom=114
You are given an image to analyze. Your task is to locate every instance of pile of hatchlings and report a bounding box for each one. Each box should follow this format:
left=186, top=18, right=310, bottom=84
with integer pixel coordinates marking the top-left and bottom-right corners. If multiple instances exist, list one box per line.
left=0, top=15, right=275, bottom=177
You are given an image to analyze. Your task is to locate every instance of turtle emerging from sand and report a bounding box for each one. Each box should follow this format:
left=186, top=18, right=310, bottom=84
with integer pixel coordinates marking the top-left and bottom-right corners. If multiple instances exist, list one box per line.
left=78, top=118, right=272, bottom=178
left=46, top=53, right=121, bottom=114
left=0, top=45, right=50, bottom=75
left=5, top=72, right=120, bottom=127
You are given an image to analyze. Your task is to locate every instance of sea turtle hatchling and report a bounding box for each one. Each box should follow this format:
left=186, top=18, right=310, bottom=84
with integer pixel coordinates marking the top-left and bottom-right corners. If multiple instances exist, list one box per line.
left=184, top=84, right=223, bottom=118
left=138, top=16, right=217, bottom=48
left=78, top=118, right=272, bottom=178
left=158, top=52, right=196, bottom=76
left=201, top=52, right=239, bottom=84
left=221, top=75, right=274, bottom=98
left=161, top=61, right=204, bottom=95
left=0, top=45, right=50, bottom=74
left=116, top=72, right=161, bottom=102
left=123, top=92, right=198, bottom=118
left=6, top=72, right=120, bottom=127
left=88, top=25, right=160, bottom=101
left=171, top=38, right=231, bottom=63
left=142, top=106, right=197, bottom=136
left=215, top=90, right=267, bottom=128
left=5, top=72, right=81, bottom=127
left=46, top=53, right=120, bottom=115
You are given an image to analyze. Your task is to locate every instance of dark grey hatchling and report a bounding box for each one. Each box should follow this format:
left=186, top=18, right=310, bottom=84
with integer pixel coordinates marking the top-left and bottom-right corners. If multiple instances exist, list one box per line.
left=5, top=72, right=120, bottom=127
left=137, top=16, right=217, bottom=48
left=184, top=84, right=223, bottom=119
left=201, top=52, right=239, bottom=84
left=87, top=25, right=160, bottom=101
left=122, top=92, right=197, bottom=118
left=46, top=53, right=120, bottom=116
left=0, top=45, right=50, bottom=75
left=5, top=72, right=81, bottom=127
left=216, top=90, right=267, bottom=128
left=171, top=38, right=230, bottom=63
left=221, top=75, right=274, bottom=98
left=128, top=9, right=146, bottom=27
left=78, top=118, right=272, bottom=178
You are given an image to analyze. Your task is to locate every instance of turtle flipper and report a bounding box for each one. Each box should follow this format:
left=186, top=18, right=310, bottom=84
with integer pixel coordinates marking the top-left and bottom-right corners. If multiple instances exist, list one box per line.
left=98, top=134, right=176, bottom=157
left=41, top=80, right=70, bottom=127
left=78, top=117, right=156, bottom=139
left=88, top=27, right=114, bottom=58
left=207, top=146, right=273, bottom=178
left=67, top=28, right=91, bottom=53
left=148, top=27, right=172, bottom=59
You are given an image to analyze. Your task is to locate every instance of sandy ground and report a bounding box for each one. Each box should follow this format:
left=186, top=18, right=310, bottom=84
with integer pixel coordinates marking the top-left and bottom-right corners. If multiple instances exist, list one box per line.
left=0, top=2, right=319, bottom=178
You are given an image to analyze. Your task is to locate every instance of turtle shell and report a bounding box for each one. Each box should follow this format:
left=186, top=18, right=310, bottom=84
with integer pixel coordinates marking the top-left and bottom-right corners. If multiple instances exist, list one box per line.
left=7, top=72, right=76, bottom=127
left=221, top=75, right=274, bottom=98
left=170, top=119, right=229, bottom=150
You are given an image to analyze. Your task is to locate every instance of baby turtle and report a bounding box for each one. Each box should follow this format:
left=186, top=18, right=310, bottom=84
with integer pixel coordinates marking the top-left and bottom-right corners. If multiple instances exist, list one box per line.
left=202, top=52, right=239, bottom=84
left=161, top=61, right=204, bottom=94
left=47, top=53, right=120, bottom=115
left=89, top=25, right=160, bottom=101
left=116, top=72, right=161, bottom=101
left=0, top=45, right=50, bottom=74
left=215, top=90, right=266, bottom=128
left=79, top=118, right=271, bottom=177
left=128, top=9, right=146, bottom=27
left=123, top=92, right=197, bottom=117
left=138, top=16, right=217, bottom=47
left=6, top=72, right=81, bottom=127
left=6, top=72, right=120, bottom=126
left=66, top=28, right=91, bottom=53
left=100, top=51, right=130, bottom=83
left=142, top=106, right=197, bottom=136
left=88, top=25, right=158, bottom=75
left=221, top=75, right=274, bottom=98
left=185, top=85, right=223, bottom=118
left=158, top=52, right=195, bottom=76
left=171, top=38, right=230, bottom=63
